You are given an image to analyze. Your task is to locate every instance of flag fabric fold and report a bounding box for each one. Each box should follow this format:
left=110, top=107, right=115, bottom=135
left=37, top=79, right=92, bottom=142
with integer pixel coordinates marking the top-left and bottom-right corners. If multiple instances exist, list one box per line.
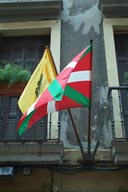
left=17, top=44, right=92, bottom=135
left=18, top=47, right=57, bottom=114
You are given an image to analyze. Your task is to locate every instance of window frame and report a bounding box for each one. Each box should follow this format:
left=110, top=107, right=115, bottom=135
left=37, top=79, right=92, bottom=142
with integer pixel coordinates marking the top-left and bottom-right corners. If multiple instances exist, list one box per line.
left=0, top=20, right=61, bottom=139
left=103, top=18, right=128, bottom=138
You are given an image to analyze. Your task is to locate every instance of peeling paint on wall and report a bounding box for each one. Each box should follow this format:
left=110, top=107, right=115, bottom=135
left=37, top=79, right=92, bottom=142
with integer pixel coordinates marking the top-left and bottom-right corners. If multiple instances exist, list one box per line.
left=60, top=110, right=86, bottom=148
left=60, top=113, right=73, bottom=148
left=62, top=0, right=102, bottom=34
left=94, top=86, right=112, bottom=146
left=96, top=86, right=108, bottom=108
left=60, top=0, right=111, bottom=148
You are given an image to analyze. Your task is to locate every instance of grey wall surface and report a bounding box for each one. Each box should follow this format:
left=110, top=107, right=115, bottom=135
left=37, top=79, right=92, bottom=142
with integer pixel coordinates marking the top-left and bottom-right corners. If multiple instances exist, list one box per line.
left=60, top=0, right=112, bottom=149
left=0, top=0, right=112, bottom=149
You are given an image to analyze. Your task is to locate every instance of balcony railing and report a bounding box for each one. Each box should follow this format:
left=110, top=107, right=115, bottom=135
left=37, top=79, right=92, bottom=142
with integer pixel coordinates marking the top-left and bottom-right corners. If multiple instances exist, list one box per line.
left=0, top=95, right=63, bottom=165
left=0, top=95, right=60, bottom=141
left=108, top=86, right=128, bottom=140
left=108, top=86, right=128, bottom=165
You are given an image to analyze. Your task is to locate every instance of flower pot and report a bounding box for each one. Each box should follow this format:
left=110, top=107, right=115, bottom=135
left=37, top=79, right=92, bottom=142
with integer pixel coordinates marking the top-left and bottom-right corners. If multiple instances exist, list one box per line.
left=0, top=82, right=26, bottom=96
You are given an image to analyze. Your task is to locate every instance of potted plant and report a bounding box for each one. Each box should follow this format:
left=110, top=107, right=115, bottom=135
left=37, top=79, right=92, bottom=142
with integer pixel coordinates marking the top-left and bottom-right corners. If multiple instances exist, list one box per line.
left=0, top=63, right=31, bottom=96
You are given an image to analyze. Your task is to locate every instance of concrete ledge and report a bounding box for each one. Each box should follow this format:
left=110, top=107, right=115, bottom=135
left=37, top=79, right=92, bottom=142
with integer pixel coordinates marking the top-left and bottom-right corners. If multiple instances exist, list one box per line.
left=112, top=140, right=128, bottom=165
left=100, top=0, right=128, bottom=17
left=0, top=0, right=63, bottom=20
left=64, top=148, right=112, bottom=165
left=0, top=141, right=64, bottom=165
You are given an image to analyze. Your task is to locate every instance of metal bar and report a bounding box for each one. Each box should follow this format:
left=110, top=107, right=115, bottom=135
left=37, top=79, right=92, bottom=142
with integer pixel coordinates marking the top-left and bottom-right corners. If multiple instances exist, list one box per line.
left=118, top=89, right=125, bottom=138
left=67, top=109, right=85, bottom=160
left=87, top=40, right=93, bottom=160
left=92, top=141, right=100, bottom=160
left=87, top=107, right=91, bottom=160
left=58, top=121, right=61, bottom=140
left=108, top=89, right=115, bottom=138
left=49, top=115, right=52, bottom=139
left=108, top=86, right=128, bottom=97
left=108, top=86, right=128, bottom=139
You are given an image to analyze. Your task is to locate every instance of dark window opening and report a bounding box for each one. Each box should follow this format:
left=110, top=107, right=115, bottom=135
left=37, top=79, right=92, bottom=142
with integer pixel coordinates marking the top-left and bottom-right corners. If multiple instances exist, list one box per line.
left=114, top=34, right=128, bottom=137
left=0, top=35, right=50, bottom=141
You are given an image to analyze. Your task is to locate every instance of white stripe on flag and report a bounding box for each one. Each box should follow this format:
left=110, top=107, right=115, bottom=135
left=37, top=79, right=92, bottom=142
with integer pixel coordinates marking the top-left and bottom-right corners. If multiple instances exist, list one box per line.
left=27, top=95, right=41, bottom=115
left=27, top=103, right=35, bottom=115
left=64, top=61, right=77, bottom=70
left=47, top=100, right=56, bottom=114
left=68, top=71, right=91, bottom=83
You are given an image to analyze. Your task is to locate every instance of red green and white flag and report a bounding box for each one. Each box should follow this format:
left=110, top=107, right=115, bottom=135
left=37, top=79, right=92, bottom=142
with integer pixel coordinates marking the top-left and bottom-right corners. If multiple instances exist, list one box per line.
left=17, top=44, right=92, bottom=135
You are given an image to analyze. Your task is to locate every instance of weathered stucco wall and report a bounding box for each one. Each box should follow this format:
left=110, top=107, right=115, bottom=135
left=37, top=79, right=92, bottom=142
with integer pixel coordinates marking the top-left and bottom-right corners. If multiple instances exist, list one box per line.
left=0, top=167, right=127, bottom=192
left=60, top=0, right=112, bottom=149
left=0, top=0, right=112, bottom=149
left=0, top=1, right=127, bottom=192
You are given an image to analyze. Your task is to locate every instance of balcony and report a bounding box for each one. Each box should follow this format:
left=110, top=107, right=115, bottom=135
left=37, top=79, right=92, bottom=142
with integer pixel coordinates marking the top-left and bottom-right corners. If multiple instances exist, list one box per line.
left=0, top=95, right=64, bottom=165
left=108, top=86, right=128, bottom=165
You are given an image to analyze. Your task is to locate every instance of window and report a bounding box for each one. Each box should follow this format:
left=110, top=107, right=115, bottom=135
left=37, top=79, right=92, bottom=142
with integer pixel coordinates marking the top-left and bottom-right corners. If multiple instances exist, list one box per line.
left=0, top=35, right=49, bottom=140
left=114, top=34, right=128, bottom=137
left=103, top=18, right=128, bottom=138
left=0, top=20, right=61, bottom=141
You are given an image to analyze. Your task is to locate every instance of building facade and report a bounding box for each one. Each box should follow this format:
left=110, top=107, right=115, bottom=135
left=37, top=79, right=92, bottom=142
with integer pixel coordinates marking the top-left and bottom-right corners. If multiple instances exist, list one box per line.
left=0, top=0, right=128, bottom=192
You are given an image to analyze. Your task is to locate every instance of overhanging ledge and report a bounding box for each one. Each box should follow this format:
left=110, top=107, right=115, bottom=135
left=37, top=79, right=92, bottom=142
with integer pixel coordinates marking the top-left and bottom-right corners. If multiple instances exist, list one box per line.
left=99, top=0, right=128, bottom=18
left=0, top=140, right=64, bottom=165
left=0, top=0, right=63, bottom=20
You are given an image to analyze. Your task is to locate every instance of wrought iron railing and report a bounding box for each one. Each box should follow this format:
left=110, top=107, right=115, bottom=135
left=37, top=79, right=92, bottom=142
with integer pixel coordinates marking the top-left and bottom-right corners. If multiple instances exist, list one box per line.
left=108, top=86, right=128, bottom=140
left=0, top=96, right=60, bottom=141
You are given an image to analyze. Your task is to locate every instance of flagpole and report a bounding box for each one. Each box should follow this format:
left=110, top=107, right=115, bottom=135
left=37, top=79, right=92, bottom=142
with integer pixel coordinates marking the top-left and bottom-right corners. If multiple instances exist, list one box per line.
left=87, top=107, right=91, bottom=160
left=67, top=109, right=85, bottom=159
left=87, top=40, right=93, bottom=160
left=46, top=46, right=59, bottom=140
left=49, top=47, right=85, bottom=160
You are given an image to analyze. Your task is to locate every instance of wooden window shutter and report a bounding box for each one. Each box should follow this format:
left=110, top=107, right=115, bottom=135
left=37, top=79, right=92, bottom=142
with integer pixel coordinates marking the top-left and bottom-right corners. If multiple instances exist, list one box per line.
left=0, top=36, right=50, bottom=141
left=114, top=34, right=128, bottom=137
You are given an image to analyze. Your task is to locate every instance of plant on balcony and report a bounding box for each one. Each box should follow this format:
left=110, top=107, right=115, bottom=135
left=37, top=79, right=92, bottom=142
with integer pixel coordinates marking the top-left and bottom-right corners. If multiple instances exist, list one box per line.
left=0, top=63, right=31, bottom=96
left=0, top=63, right=30, bottom=85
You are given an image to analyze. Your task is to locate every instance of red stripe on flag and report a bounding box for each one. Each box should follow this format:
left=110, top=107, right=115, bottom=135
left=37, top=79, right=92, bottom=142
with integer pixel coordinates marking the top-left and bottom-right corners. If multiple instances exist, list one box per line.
left=73, top=51, right=92, bottom=71
left=55, top=96, right=82, bottom=111
left=28, top=103, right=48, bottom=128
left=67, top=81, right=91, bottom=98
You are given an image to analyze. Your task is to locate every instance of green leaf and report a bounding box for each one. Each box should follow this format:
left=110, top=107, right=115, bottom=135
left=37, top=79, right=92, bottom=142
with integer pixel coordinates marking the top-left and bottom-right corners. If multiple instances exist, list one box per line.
left=0, top=63, right=31, bottom=85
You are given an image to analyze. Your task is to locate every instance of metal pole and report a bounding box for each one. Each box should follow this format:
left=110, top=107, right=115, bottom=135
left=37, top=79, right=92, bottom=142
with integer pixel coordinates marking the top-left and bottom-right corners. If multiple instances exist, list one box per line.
left=87, top=107, right=91, bottom=160
left=68, top=109, right=85, bottom=160
left=87, top=40, right=93, bottom=160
